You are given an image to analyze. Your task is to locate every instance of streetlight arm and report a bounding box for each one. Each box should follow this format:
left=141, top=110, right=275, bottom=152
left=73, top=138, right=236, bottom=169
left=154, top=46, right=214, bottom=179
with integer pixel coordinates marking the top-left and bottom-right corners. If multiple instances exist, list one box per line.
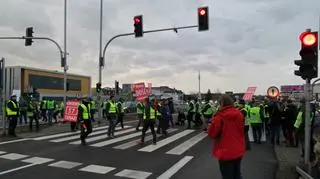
left=102, top=33, right=134, bottom=59
left=0, top=36, right=64, bottom=60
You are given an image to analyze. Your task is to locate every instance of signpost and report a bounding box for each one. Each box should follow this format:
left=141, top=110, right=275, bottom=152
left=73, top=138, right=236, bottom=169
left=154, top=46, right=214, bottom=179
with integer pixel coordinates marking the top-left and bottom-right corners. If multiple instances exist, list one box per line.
left=267, top=86, right=280, bottom=98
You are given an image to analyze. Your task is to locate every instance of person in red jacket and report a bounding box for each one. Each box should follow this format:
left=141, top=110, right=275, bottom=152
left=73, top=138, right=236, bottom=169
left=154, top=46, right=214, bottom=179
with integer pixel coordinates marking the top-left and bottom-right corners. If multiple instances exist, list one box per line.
left=207, top=94, right=245, bottom=179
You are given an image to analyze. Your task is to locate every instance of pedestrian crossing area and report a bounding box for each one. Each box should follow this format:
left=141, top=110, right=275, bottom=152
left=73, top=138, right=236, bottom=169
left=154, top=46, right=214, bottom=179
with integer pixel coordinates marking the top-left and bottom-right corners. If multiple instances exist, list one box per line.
left=31, top=125, right=209, bottom=156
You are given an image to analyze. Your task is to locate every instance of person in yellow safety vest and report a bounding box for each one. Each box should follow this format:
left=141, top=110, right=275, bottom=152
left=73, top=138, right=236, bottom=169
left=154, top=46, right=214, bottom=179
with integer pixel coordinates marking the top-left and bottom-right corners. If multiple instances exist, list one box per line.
left=194, top=99, right=202, bottom=126
left=6, top=94, right=19, bottom=136
left=77, top=97, right=93, bottom=145
left=249, top=101, right=264, bottom=144
left=102, top=99, right=108, bottom=119
left=201, top=99, right=214, bottom=131
left=264, top=103, right=271, bottom=138
left=105, top=95, right=117, bottom=138
left=187, top=98, right=196, bottom=129
left=156, top=100, right=163, bottom=134
left=60, top=101, right=65, bottom=118
left=116, top=99, right=125, bottom=129
left=238, top=99, right=251, bottom=150
left=137, top=97, right=157, bottom=145
left=135, top=100, right=145, bottom=131
left=294, top=103, right=316, bottom=157
left=53, top=102, right=60, bottom=122
left=47, top=99, right=55, bottom=124
left=90, top=98, right=96, bottom=122
left=40, top=97, right=48, bottom=122
left=28, top=99, right=39, bottom=131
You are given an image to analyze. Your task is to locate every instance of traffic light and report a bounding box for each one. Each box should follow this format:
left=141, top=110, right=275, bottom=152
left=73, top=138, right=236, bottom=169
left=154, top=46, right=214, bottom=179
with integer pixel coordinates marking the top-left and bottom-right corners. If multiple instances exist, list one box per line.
left=66, top=82, right=70, bottom=91
left=25, top=27, right=34, bottom=46
left=198, top=7, right=209, bottom=31
left=294, top=31, right=318, bottom=80
left=115, top=80, right=119, bottom=95
left=133, top=15, right=143, bottom=37
left=96, top=82, right=101, bottom=93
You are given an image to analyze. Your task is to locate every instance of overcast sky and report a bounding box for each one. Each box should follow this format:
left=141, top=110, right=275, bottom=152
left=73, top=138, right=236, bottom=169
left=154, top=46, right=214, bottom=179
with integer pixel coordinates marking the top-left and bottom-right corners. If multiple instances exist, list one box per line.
left=0, top=0, right=319, bottom=94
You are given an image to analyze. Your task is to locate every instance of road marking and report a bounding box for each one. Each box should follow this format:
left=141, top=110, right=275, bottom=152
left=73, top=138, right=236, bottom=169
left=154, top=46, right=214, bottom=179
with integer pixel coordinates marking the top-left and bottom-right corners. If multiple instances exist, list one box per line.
left=33, top=125, right=109, bottom=141
left=138, top=130, right=194, bottom=152
left=166, top=132, right=207, bottom=155
left=90, top=130, right=144, bottom=147
left=69, top=127, right=138, bottom=145
left=22, top=157, right=55, bottom=164
left=157, top=156, right=193, bottom=179
left=79, top=164, right=116, bottom=174
left=0, top=138, right=30, bottom=145
left=0, top=151, right=6, bottom=155
left=50, top=126, right=130, bottom=143
left=0, top=163, right=37, bottom=175
left=115, top=169, right=152, bottom=179
left=48, top=160, right=82, bottom=169
left=0, top=153, right=29, bottom=160
left=113, top=128, right=178, bottom=150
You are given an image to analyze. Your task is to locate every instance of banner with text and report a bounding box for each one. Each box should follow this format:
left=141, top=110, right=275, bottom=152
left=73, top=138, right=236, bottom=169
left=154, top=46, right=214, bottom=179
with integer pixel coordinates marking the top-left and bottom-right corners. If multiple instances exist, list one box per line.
left=242, top=87, right=257, bottom=101
left=133, top=82, right=148, bottom=101
left=64, top=100, right=80, bottom=122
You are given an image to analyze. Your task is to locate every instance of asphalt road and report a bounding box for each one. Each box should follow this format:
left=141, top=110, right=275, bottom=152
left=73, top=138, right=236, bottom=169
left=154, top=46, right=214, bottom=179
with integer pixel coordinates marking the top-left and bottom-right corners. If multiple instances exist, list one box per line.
left=0, top=123, right=278, bottom=179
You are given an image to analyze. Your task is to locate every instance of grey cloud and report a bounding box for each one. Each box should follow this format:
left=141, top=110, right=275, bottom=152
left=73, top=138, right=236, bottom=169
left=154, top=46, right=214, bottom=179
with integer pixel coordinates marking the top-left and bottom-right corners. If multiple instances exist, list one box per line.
left=245, top=59, right=267, bottom=65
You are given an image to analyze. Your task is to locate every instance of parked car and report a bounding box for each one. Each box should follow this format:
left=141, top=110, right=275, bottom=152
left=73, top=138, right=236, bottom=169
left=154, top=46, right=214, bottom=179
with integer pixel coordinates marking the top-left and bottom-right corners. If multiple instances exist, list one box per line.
left=123, top=101, right=136, bottom=113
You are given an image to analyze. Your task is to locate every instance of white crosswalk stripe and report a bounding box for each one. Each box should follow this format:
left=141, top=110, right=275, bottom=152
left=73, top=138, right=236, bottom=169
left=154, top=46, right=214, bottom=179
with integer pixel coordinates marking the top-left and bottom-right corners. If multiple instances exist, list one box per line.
left=50, top=126, right=130, bottom=143
left=138, top=129, right=195, bottom=152
left=113, top=128, right=178, bottom=150
left=33, top=125, right=109, bottom=141
left=166, top=132, right=207, bottom=155
left=69, top=127, right=139, bottom=145
left=24, top=125, right=213, bottom=155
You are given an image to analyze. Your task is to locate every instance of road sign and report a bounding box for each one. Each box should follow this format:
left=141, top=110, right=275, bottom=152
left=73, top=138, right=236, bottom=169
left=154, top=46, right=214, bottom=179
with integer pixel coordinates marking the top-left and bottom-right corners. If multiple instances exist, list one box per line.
left=267, top=86, right=280, bottom=98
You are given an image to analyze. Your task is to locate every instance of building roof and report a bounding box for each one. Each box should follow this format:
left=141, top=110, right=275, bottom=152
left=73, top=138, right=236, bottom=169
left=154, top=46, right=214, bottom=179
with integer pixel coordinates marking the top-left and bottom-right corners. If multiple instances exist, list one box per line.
left=6, top=66, right=91, bottom=78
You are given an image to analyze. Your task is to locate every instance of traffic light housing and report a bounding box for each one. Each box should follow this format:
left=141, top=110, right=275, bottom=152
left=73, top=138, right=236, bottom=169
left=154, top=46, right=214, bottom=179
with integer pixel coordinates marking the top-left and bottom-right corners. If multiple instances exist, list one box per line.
left=25, top=27, right=34, bottom=46
left=294, top=31, right=318, bottom=80
left=115, top=80, right=119, bottom=95
left=198, top=7, right=209, bottom=31
left=134, top=15, right=143, bottom=37
left=96, top=82, right=101, bottom=93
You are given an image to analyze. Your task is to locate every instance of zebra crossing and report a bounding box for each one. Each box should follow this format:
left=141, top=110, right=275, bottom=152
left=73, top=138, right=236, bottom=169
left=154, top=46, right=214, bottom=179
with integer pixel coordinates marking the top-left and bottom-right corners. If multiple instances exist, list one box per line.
left=31, top=125, right=208, bottom=156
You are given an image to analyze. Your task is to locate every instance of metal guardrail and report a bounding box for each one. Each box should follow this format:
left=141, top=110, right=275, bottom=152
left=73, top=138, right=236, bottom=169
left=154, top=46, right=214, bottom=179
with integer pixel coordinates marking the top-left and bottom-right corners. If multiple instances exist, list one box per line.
left=296, top=166, right=314, bottom=179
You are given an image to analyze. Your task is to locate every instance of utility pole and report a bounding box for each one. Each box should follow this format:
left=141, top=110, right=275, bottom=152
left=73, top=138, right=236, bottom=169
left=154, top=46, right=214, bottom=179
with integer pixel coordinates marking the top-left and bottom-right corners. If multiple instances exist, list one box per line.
left=198, top=70, right=201, bottom=101
left=1, top=58, right=5, bottom=136
left=97, top=0, right=104, bottom=125
left=63, top=0, right=68, bottom=104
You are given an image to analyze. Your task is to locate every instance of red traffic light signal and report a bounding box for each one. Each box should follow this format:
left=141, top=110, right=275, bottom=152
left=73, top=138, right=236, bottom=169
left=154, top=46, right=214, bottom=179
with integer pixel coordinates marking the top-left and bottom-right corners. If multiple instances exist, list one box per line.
left=133, top=15, right=143, bottom=38
left=199, top=8, right=206, bottom=16
left=198, top=7, right=209, bottom=31
left=299, top=31, right=318, bottom=47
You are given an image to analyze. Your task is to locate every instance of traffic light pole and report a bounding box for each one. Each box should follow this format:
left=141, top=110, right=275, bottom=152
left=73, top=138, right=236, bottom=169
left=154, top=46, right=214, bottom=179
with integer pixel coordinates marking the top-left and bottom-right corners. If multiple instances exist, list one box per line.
left=304, top=78, right=312, bottom=170
left=1, top=58, right=6, bottom=136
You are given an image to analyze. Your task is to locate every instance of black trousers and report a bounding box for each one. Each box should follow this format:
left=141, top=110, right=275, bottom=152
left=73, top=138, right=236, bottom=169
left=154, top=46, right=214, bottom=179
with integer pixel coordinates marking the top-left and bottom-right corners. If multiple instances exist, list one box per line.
left=108, top=114, right=116, bottom=136
left=245, top=126, right=251, bottom=150
left=136, top=114, right=143, bottom=130
left=8, top=116, right=18, bottom=136
left=251, top=123, right=262, bottom=143
left=116, top=113, right=124, bottom=129
left=187, top=112, right=195, bottom=128
left=29, top=115, right=39, bottom=130
left=219, top=157, right=242, bottom=179
left=141, top=119, right=156, bottom=143
left=80, top=120, right=92, bottom=140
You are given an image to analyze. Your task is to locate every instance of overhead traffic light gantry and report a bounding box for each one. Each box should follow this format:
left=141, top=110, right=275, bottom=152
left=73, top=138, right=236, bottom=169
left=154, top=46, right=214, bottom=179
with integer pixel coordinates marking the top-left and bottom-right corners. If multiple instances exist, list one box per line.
left=25, top=27, right=34, bottom=46
left=134, top=15, right=143, bottom=37
left=294, top=31, right=318, bottom=80
left=198, top=7, right=209, bottom=31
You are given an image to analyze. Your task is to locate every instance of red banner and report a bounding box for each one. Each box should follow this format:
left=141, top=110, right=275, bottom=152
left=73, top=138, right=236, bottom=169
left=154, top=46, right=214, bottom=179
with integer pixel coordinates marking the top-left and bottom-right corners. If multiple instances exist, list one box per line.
left=64, top=100, right=80, bottom=122
left=242, top=87, right=257, bottom=101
